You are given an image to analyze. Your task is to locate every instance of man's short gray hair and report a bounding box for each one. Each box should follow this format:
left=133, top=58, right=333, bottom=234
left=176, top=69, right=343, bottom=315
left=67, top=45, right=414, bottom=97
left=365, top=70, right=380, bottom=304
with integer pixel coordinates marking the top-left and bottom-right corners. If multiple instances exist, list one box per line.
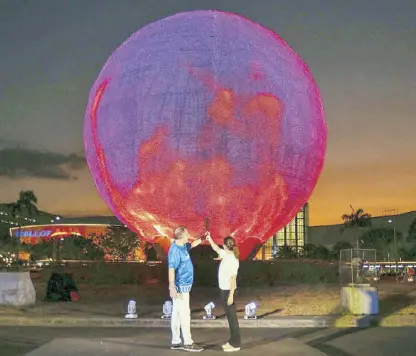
left=173, top=226, right=188, bottom=240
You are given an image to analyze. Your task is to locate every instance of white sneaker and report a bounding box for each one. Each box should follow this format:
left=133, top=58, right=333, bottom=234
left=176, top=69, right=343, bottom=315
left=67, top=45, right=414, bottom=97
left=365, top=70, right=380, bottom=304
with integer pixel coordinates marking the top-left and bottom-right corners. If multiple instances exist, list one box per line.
left=222, top=343, right=231, bottom=349
left=223, top=344, right=241, bottom=352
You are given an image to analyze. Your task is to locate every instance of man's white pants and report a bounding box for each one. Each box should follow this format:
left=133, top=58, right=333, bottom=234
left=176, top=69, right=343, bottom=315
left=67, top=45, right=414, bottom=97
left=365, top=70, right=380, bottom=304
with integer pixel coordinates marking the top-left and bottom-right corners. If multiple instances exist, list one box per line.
left=171, top=292, right=193, bottom=345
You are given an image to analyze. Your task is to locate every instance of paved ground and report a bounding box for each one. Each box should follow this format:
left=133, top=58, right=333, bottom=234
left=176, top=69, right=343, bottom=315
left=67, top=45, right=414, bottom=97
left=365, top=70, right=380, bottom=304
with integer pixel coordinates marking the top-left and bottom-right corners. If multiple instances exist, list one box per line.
left=0, top=326, right=416, bottom=356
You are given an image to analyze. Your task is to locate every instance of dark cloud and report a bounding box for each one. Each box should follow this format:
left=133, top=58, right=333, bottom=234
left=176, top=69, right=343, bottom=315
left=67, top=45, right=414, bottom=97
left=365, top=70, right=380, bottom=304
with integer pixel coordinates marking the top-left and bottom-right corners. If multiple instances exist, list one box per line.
left=0, top=148, right=85, bottom=180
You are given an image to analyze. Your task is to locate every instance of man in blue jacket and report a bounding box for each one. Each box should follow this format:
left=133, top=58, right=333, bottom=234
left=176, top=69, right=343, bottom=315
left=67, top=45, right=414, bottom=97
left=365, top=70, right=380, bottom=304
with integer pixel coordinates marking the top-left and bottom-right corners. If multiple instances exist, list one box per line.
left=168, top=226, right=204, bottom=352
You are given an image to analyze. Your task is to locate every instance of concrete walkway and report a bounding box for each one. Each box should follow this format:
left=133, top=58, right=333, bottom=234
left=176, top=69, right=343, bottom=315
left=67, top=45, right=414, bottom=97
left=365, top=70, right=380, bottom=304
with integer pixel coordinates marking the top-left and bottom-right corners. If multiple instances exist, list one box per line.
left=25, top=336, right=327, bottom=356
left=0, top=326, right=413, bottom=356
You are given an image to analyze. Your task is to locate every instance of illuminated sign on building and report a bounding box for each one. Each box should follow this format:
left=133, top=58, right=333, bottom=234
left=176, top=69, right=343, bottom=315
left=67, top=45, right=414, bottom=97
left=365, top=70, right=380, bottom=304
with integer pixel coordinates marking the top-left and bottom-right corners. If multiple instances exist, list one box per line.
left=15, top=230, right=52, bottom=238
left=8, top=223, right=148, bottom=261
left=9, top=224, right=112, bottom=244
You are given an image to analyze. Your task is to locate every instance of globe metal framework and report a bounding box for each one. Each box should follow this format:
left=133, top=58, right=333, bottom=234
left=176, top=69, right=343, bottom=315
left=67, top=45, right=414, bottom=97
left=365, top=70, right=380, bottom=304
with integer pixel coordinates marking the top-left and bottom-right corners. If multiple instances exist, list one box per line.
left=84, top=11, right=327, bottom=259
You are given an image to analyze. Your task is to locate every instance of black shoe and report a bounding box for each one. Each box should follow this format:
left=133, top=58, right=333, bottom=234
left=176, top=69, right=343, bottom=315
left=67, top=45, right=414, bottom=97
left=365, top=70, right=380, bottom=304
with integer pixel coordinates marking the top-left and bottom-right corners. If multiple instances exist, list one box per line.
left=182, top=344, right=204, bottom=352
left=171, top=343, right=182, bottom=350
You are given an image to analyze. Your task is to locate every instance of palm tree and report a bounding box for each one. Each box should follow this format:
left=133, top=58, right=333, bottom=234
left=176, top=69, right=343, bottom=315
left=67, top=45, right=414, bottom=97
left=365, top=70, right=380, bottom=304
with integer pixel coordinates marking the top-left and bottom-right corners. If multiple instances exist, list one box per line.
left=7, top=191, right=39, bottom=269
left=8, top=191, right=39, bottom=217
left=341, top=205, right=372, bottom=249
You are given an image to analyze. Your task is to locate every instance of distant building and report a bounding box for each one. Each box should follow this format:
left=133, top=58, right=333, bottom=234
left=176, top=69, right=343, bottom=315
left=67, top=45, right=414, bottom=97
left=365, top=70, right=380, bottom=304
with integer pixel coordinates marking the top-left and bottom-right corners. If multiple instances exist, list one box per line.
left=255, top=203, right=309, bottom=260
left=3, top=201, right=414, bottom=261
left=9, top=223, right=110, bottom=244
left=0, top=203, right=55, bottom=239
left=8, top=223, right=145, bottom=261
left=309, top=210, right=416, bottom=249
left=2, top=203, right=311, bottom=261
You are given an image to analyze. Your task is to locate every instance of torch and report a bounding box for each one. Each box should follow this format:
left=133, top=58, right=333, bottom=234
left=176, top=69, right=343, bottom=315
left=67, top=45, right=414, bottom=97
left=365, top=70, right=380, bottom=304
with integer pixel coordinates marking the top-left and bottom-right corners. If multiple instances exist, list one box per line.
left=202, top=217, right=210, bottom=241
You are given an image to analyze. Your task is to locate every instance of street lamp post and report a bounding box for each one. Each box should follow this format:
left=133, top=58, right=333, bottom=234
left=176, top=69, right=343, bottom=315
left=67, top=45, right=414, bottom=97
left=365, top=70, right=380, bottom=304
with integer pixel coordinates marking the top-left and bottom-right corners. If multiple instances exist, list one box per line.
left=51, top=216, right=60, bottom=262
left=17, top=221, right=21, bottom=272
left=388, top=219, right=397, bottom=267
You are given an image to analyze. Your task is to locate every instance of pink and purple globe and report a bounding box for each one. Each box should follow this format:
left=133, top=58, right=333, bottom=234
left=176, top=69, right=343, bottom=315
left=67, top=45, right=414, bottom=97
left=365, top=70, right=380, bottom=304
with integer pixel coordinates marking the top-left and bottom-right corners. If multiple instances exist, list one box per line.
left=84, top=11, right=327, bottom=259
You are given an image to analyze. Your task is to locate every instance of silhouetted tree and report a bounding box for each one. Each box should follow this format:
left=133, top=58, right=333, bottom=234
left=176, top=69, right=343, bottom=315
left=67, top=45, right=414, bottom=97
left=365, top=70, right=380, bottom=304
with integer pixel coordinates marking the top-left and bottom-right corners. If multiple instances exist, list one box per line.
left=276, top=245, right=297, bottom=259
left=7, top=190, right=39, bottom=218
left=28, top=240, right=54, bottom=261
left=99, top=225, right=141, bottom=261
left=341, top=206, right=372, bottom=249
left=398, top=246, right=416, bottom=261
left=331, top=241, right=353, bottom=260
left=144, top=243, right=158, bottom=262
left=59, top=235, right=105, bottom=261
left=407, top=218, right=416, bottom=244
left=302, top=243, right=331, bottom=260
left=360, top=227, right=402, bottom=260
left=398, top=218, right=416, bottom=260
left=7, top=190, right=39, bottom=268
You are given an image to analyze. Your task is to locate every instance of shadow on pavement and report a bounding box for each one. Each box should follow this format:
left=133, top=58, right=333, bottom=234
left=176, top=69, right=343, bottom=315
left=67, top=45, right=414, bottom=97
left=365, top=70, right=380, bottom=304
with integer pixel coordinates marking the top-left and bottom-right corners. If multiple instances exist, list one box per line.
left=257, top=308, right=284, bottom=319
left=286, top=289, right=416, bottom=356
left=240, top=335, right=288, bottom=350
left=376, top=292, right=415, bottom=320
left=216, top=308, right=245, bottom=319
left=306, top=328, right=361, bottom=356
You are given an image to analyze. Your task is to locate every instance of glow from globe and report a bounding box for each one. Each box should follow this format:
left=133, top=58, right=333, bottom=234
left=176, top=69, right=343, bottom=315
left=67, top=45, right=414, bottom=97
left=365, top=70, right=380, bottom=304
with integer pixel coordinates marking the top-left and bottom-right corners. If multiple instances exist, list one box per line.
left=84, top=11, right=327, bottom=259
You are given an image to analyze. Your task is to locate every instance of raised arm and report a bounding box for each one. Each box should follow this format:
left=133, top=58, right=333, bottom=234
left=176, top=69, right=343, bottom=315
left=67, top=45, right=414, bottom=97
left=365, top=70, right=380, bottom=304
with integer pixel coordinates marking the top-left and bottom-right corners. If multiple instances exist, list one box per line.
left=190, top=235, right=204, bottom=249
left=206, top=232, right=221, bottom=254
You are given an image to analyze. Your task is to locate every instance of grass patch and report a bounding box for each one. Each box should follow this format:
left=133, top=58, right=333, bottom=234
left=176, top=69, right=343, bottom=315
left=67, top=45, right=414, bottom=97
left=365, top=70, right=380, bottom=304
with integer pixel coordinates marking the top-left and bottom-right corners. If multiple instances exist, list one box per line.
left=0, top=343, right=37, bottom=356
left=1, top=262, right=414, bottom=320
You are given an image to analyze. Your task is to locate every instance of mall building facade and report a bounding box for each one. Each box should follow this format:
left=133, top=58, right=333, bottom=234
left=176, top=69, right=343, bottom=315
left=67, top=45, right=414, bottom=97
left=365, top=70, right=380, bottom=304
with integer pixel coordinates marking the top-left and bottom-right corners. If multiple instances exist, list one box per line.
left=255, top=203, right=309, bottom=260
left=1, top=203, right=310, bottom=261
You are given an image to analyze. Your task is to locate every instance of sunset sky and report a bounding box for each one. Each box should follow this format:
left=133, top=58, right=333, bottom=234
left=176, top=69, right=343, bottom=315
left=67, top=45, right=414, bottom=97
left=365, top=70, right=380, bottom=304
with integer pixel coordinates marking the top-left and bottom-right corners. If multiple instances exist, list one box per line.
left=0, top=0, right=415, bottom=226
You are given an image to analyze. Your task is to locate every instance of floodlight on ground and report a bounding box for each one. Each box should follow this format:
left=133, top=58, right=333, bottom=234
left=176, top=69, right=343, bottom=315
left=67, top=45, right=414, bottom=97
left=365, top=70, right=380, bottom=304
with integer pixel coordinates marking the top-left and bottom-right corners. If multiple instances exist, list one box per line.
left=161, top=300, right=172, bottom=319
left=203, top=302, right=216, bottom=320
left=244, top=302, right=258, bottom=320
left=125, top=300, right=138, bottom=319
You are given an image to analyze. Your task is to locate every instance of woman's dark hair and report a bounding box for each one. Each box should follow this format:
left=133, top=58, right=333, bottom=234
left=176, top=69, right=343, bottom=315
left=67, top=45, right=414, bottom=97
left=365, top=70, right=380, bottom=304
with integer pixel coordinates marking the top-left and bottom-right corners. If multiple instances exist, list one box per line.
left=223, top=236, right=239, bottom=259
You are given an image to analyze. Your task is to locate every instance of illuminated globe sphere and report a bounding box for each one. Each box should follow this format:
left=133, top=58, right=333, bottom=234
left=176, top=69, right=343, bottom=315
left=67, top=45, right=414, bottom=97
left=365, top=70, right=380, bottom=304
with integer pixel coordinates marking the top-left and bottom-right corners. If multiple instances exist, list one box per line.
left=84, top=11, right=327, bottom=260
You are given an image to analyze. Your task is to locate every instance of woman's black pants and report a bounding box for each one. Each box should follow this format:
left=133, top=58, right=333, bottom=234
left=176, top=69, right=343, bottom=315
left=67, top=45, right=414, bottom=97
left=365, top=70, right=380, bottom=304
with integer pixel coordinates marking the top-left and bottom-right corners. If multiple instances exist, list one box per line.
left=220, top=289, right=241, bottom=348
